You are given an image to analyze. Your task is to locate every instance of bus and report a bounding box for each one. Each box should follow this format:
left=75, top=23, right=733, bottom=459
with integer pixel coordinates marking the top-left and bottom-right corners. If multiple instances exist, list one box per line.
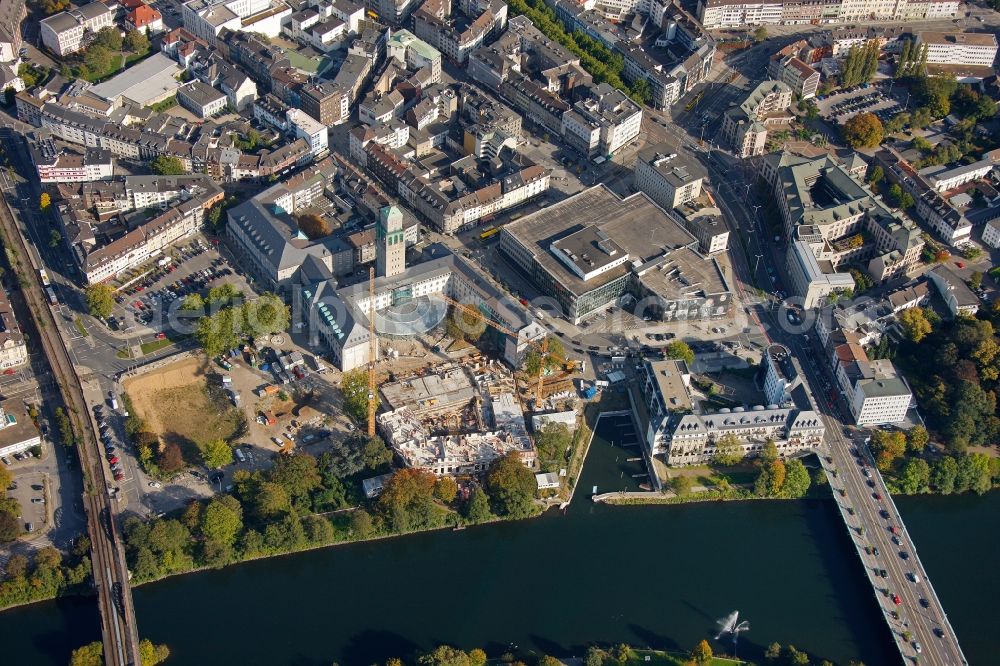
left=38, top=269, right=50, bottom=287
left=479, top=226, right=499, bottom=241
left=45, top=286, right=58, bottom=305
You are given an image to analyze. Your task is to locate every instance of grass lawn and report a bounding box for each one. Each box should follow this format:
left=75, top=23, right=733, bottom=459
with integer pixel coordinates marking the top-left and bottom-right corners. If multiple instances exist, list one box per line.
left=140, top=338, right=173, bottom=355
left=140, top=333, right=188, bottom=355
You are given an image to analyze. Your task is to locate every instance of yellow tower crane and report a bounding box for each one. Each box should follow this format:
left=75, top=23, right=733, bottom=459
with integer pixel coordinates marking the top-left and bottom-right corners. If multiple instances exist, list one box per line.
left=367, top=267, right=377, bottom=437
left=435, top=294, right=552, bottom=405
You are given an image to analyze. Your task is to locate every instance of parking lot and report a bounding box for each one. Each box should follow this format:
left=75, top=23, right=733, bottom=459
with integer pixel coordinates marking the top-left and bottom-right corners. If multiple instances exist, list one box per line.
left=819, top=82, right=903, bottom=124
left=107, top=236, right=248, bottom=337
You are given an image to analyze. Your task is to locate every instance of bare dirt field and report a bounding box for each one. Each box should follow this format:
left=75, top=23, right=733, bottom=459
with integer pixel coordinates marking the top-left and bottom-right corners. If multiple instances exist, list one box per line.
left=123, top=356, right=243, bottom=456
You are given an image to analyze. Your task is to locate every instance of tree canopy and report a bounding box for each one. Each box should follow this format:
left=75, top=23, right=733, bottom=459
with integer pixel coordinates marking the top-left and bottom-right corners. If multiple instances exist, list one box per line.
left=150, top=155, right=185, bottom=175
left=84, top=283, right=115, bottom=319
left=341, top=368, right=377, bottom=425
left=842, top=112, right=884, bottom=149
left=296, top=213, right=332, bottom=240
left=485, top=452, right=537, bottom=518
left=664, top=340, right=695, bottom=365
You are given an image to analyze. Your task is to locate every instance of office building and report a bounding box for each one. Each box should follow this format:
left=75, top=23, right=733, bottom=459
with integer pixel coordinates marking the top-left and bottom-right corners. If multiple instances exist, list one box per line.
left=561, top=83, right=642, bottom=159
left=634, top=143, right=706, bottom=210
left=40, top=2, right=113, bottom=56
left=640, top=357, right=825, bottom=466
left=499, top=185, right=732, bottom=324
left=177, top=80, right=229, bottom=118
left=720, top=80, right=792, bottom=158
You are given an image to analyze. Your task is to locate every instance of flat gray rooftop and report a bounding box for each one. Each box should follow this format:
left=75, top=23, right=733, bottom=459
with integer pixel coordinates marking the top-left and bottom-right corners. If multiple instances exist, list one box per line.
left=504, top=185, right=707, bottom=297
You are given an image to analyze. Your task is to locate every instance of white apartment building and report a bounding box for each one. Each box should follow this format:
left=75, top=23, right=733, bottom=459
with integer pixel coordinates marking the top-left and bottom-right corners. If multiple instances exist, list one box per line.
left=698, top=0, right=958, bottom=28
left=634, top=144, right=706, bottom=210
left=387, top=29, right=442, bottom=84
left=916, top=31, right=999, bottom=66
left=720, top=80, right=792, bottom=159
left=561, top=84, right=642, bottom=159
left=0, top=288, right=28, bottom=370
left=0, top=402, right=40, bottom=458
left=287, top=108, right=329, bottom=156
left=177, top=80, right=228, bottom=118
left=983, top=218, right=1000, bottom=249
left=40, top=2, right=114, bottom=56
left=30, top=137, right=113, bottom=184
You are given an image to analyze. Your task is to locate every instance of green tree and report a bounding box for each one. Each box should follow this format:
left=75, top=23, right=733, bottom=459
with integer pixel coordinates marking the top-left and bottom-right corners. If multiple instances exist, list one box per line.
left=898, top=458, right=930, bottom=494
left=240, top=293, right=289, bottom=338
left=781, top=458, right=811, bottom=498
left=341, top=368, right=377, bottom=425
left=40, top=192, right=51, bottom=210
left=469, top=648, right=488, bottom=666
left=0, top=511, right=20, bottom=541
left=867, top=165, right=884, bottom=186
left=784, top=645, right=810, bottom=666
left=764, top=642, right=782, bottom=661
left=254, top=482, right=291, bottom=519
left=664, top=340, right=695, bottom=365
left=0, top=465, right=11, bottom=493
left=535, top=422, right=572, bottom=470
left=906, top=425, right=929, bottom=453
left=138, top=639, right=170, bottom=666
left=690, top=639, right=713, bottom=664
left=201, top=438, right=233, bottom=469
left=931, top=455, right=958, bottom=494
left=70, top=641, right=105, bottom=666
left=93, top=26, right=122, bottom=51
left=629, top=77, right=652, bottom=105
left=84, top=45, right=115, bottom=77
left=955, top=453, right=992, bottom=494
left=584, top=647, right=605, bottom=666
left=754, top=459, right=786, bottom=496
left=712, top=433, right=744, bottom=466
left=378, top=468, right=439, bottom=532
left=84, top=283, right=116, bottom=319
left=200, top=495, right=243, bottom=547
left=671, top=474, right=694, bottom=495
left=124, top=29, right=150, bottom=54
left=761, top=439, right=779, bottom=463
left=350, top=509, right=374, bottom=538
left=149, top=155, right=185, bottom=175
left=538, top=656, right=563, bottom=666
left=464, top=486, right=493, bottom=524
left=872, top=429, right=907, bottom=471
left=419, top=645, right=471, bottom=666
left=269, top=454, right=322, bottom=511
left=434, top=476, right=458, bottom=503
left=484, top=452, right=537, bottom=518
left=753, top=26, right=768, bottom=42
left=842, top=112, right=884, bottom=149
left=195, top=307, right=240, bottom=357
left=899, top=307, right=932, bottom=342
left=969, top=271, right=983, bottom=291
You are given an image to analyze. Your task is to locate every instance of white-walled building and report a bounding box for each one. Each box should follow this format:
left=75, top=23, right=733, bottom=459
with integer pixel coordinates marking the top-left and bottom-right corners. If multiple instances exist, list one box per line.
left=287, top=108, right=329, bottom=156
left=177, top=80, right=228, bottom=118
left=561, top=83, right=641, bottom=159
left=0, top=401, right=40, bottom=458
left=29, top=137, right=113, bottom=184
left=916, top=31, right=998, bottom=67
left=634, top=143, right=706, bottom=210
left=0, top=288, right=28, bottom=370
left=40, top=2, right=114, bottom=56
left=983, top=218, right=1000, bottom=249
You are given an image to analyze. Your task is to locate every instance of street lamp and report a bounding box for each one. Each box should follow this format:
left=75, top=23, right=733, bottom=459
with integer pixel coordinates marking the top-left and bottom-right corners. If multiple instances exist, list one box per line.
left=754, top=254, right=764, bottom=275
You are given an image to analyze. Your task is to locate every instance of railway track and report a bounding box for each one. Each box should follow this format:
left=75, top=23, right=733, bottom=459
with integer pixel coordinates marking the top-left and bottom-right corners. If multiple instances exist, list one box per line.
left=0, top=196, right=141, bottom=665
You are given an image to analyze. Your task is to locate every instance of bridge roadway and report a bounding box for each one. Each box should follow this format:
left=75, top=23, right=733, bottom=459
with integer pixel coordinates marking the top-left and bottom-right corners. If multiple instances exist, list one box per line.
left=0, top=194, right=141, bottom=664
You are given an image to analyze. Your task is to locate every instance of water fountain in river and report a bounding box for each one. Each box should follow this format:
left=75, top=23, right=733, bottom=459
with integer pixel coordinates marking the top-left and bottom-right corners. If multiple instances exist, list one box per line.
left=715, top=610, right=751, bottom=657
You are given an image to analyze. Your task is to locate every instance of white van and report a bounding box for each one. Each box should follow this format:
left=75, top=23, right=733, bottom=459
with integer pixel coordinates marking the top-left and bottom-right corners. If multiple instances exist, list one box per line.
left=234, top=447, right=246, bottom=463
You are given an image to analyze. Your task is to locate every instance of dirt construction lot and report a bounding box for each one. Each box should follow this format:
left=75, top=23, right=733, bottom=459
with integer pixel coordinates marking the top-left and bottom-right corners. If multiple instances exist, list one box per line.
left=123, top=356, right=243, bottom=454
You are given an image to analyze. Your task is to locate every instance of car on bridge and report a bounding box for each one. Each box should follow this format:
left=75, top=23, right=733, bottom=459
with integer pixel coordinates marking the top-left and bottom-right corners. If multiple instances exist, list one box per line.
left=892, top=594, right=901, bottom=605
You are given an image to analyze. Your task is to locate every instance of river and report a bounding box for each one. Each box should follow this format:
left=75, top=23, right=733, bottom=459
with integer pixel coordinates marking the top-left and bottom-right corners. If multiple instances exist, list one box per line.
left=3, top=415, right=997, bottom=665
